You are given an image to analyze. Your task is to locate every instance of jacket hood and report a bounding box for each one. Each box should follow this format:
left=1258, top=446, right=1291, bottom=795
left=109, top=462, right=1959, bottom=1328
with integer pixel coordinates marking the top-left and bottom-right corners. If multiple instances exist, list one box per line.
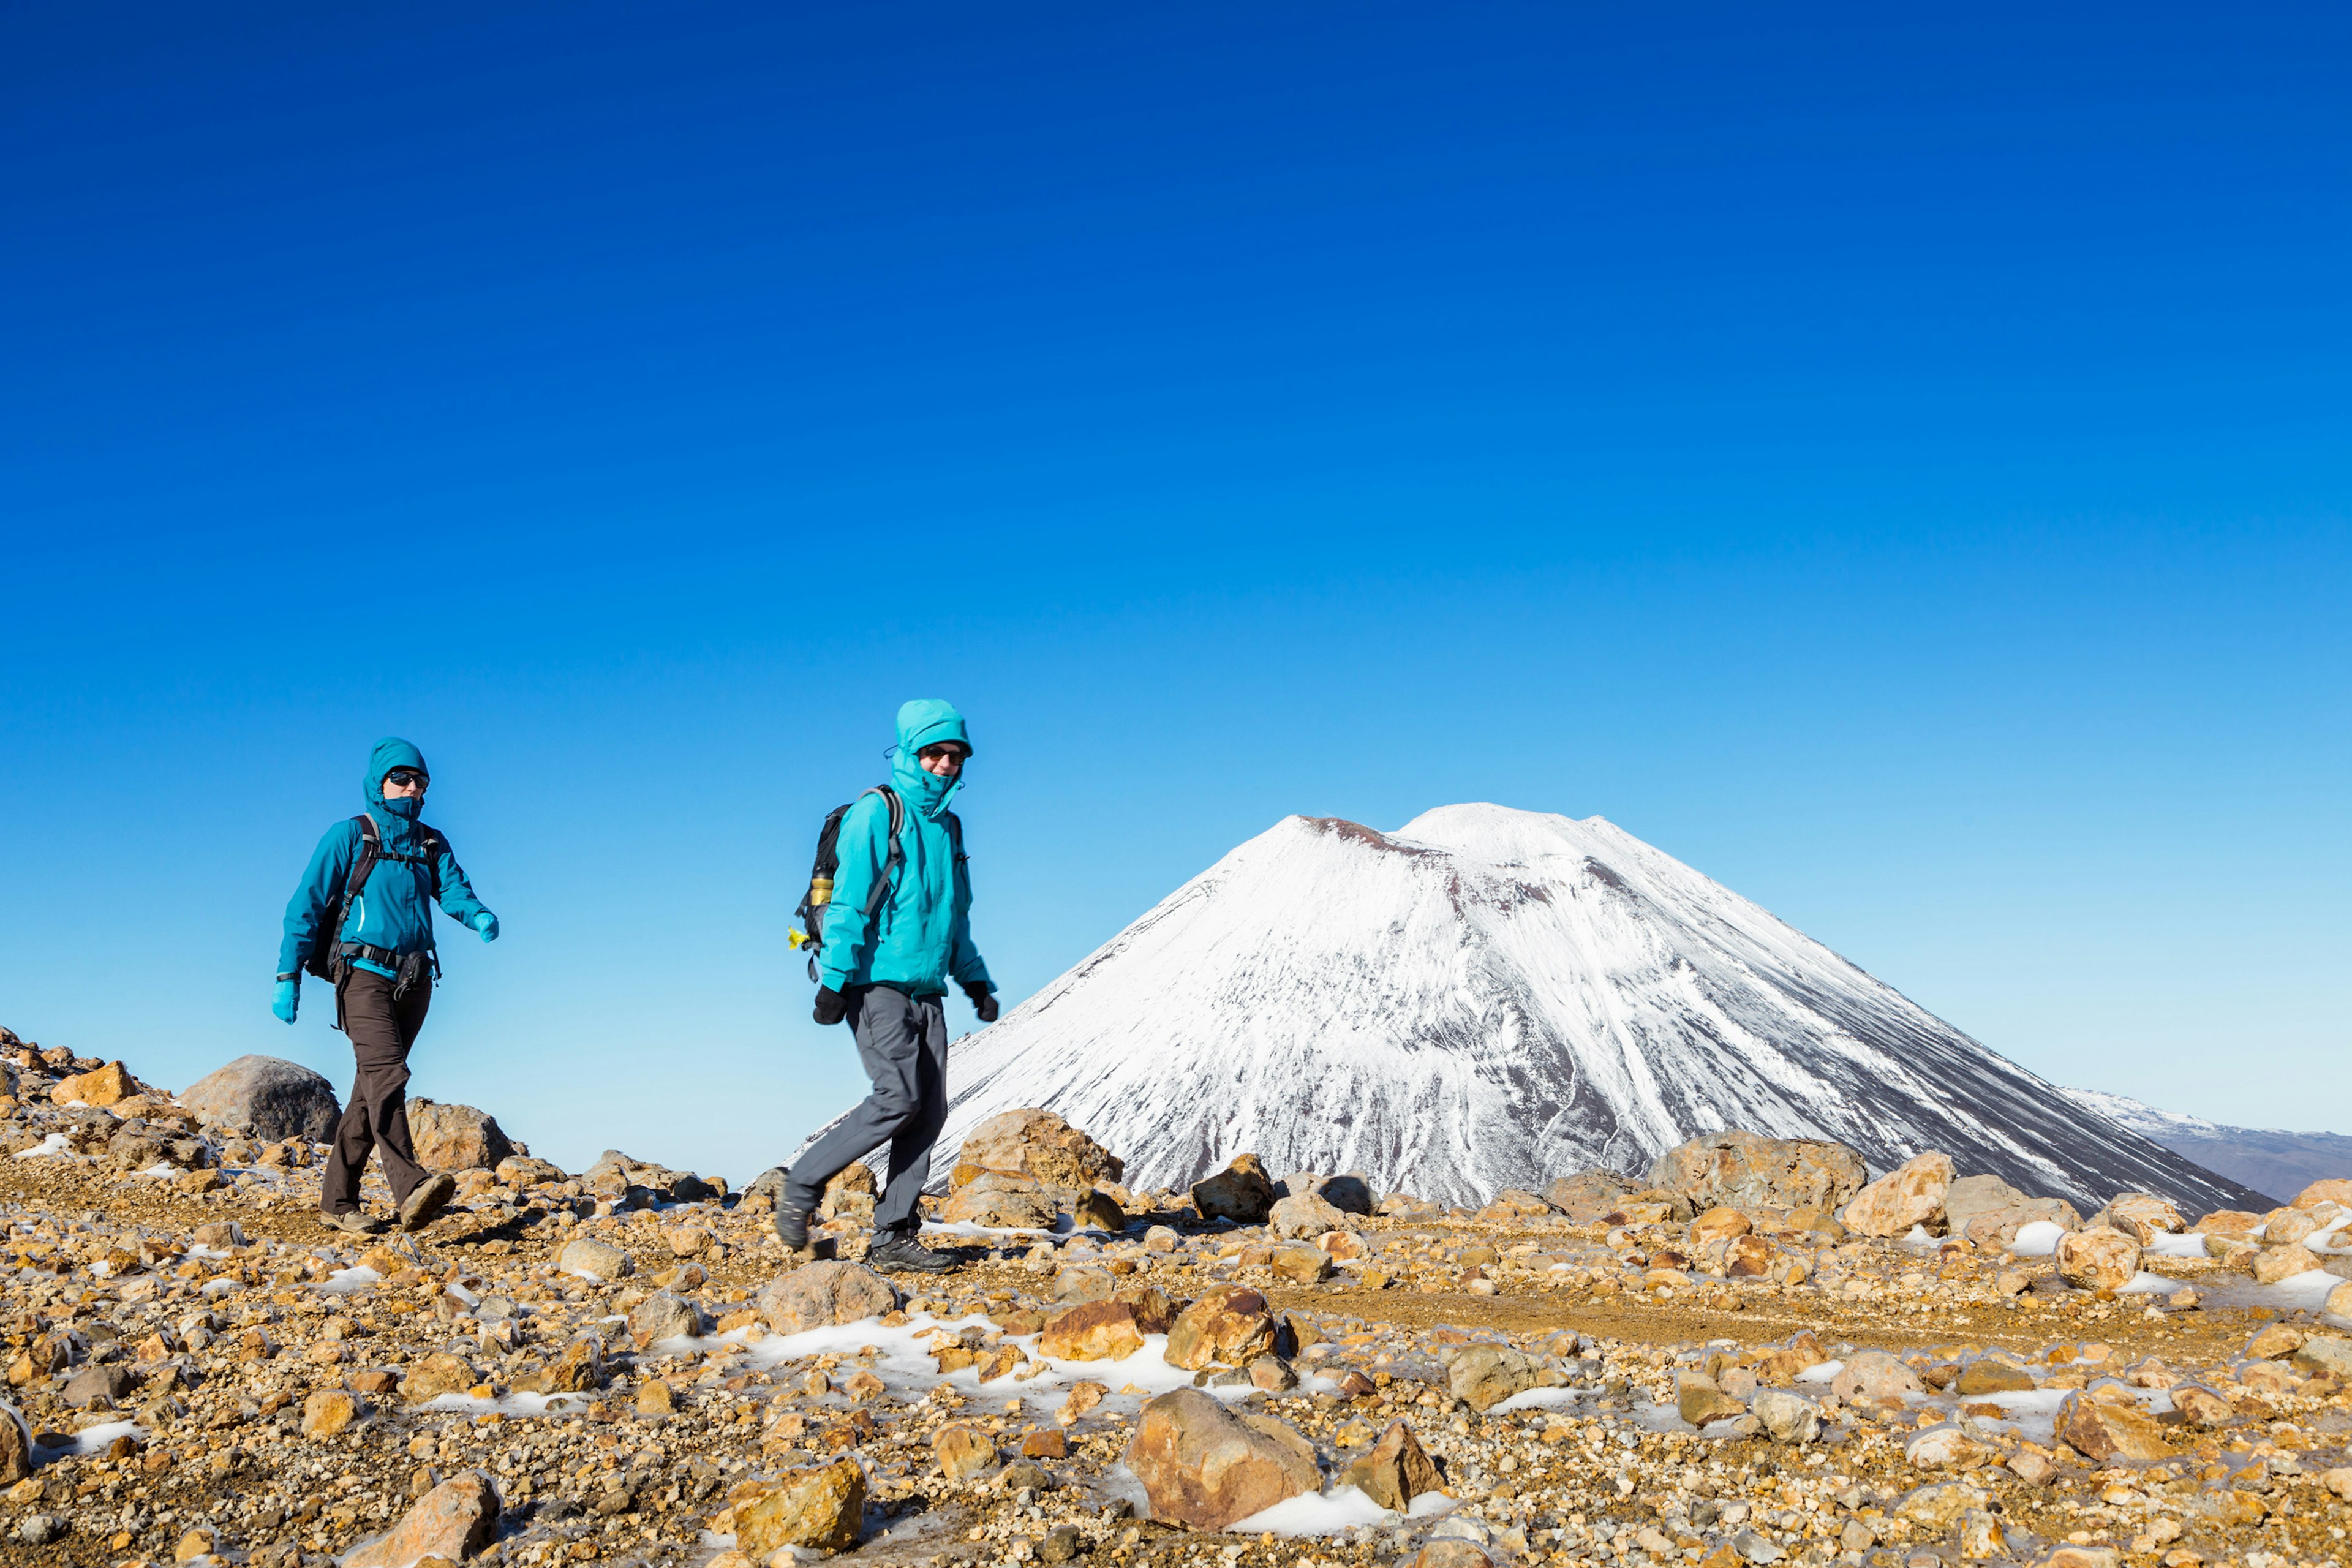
left=890, top=700, right=970, bottom=819
left=364, top=737, right=429, bottom=842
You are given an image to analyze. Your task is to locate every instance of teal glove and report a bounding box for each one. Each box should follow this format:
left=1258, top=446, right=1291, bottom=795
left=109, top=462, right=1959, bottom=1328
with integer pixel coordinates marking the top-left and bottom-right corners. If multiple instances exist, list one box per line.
left=473, top=911, right=499, bottom=942
left=272, top=978, right=300, bottom=1025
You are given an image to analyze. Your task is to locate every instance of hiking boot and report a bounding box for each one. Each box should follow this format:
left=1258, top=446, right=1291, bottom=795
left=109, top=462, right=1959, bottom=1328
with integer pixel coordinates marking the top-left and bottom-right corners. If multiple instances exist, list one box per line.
left=774, top=1204, right=813, bottom=1252
left=865, top=1233, right=957, bottom=1275
left=321, top=1208, right=385, bottom=1236
left=399, top=1173, right=458, bottom=1233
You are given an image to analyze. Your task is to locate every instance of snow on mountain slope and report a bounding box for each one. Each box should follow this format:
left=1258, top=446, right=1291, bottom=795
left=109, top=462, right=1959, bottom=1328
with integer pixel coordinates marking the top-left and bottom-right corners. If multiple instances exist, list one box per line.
left=2059, top=1089, right=2342, bottom=1209
left=931, top=805, right=2268, bottom=1215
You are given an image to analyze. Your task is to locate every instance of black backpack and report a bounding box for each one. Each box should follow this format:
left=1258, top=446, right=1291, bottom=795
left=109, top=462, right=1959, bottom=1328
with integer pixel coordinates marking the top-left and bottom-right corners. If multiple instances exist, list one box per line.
left=300, top=814, right=447, bottom=985
left=791, top=786, right=962, bottom=981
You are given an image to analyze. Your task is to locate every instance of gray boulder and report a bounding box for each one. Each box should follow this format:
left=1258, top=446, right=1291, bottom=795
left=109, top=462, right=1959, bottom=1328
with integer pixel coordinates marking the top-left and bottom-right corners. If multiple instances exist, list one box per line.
left=178, top=1055, right=341, bottom=1143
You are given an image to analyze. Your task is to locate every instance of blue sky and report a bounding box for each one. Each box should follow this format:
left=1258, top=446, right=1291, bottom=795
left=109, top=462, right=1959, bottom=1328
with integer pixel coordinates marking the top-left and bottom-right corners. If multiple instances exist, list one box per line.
left=3, top=3, right=2345, bottom=1183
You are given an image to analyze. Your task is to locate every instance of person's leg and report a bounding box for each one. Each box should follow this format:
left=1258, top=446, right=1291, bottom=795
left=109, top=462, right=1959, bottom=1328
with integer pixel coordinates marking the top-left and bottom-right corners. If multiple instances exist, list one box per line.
left=872, top=996, right=949, bottom=1235
left=321, top=971, right=399, bottom=1216
left=782, top=987, right=928, bottom=1218
left=371, top=979, right=432, bottom=1208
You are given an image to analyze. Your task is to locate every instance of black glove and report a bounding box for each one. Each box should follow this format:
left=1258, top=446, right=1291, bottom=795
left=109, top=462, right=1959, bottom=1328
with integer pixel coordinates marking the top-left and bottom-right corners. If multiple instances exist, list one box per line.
left=813, top=986, right=850, bottom=1027
left=963, top=982, right=999, bottom=1023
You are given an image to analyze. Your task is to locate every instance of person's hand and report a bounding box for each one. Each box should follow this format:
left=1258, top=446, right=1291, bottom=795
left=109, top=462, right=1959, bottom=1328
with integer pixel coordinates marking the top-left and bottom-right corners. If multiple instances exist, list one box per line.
left=272, top=978, right=300, bottom=1025
left=473, top=911, right=499, bottom=943
left=813, top=986, right=850, bottom=1027
left=963, top=982, right=999, bottom=1023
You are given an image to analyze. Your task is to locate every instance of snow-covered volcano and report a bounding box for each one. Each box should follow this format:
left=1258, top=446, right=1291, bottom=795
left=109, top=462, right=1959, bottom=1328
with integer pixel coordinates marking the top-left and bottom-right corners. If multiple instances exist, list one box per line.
left=937, top=805, right=2266, bottom=1215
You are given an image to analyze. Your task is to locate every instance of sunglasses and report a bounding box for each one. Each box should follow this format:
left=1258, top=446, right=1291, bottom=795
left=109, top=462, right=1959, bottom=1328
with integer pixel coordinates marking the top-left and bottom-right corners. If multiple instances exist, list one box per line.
left=384, top=769, right=429, bottom=789
left=918, top=746, right=968, bottom=761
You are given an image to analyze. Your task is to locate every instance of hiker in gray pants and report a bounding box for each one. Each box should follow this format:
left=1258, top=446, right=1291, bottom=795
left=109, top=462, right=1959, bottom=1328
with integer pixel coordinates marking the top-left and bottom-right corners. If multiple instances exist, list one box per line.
left=779, top=700, right=998, bottom=1274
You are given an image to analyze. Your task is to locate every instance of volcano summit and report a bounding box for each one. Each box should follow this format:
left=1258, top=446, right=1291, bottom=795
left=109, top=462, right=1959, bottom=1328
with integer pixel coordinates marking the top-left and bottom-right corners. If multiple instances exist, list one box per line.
left=935, top=804, right=2264, bottom=1215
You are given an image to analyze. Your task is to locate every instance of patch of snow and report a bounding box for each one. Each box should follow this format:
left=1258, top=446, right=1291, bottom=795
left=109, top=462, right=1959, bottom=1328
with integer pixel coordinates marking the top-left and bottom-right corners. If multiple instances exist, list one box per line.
left=2143, top=1232, right=2209, bottom=1258
left=1795, top=1360, right=1842, bottom=1384
left=138, top=1162, right=178, bottom=1178
left=315, top=1265, right=382, bottom=1295
left=2007, top=1221, right=2065, bottom=1257
left=2118, top=1271, right=2184, bottom=1294
left=1228, top=1486, right=1399, bottom=1536
left=12, top=1133, right=70, bottom=1159
left=32, top=1419, right=144, bottom=1465
left=1489, top=1386, right=1589, bottom=1414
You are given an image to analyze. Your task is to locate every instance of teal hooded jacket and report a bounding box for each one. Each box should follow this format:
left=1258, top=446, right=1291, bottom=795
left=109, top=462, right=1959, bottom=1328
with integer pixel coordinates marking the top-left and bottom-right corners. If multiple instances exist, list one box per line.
left=277, top=738, right=492, bottom=979
left=818, top=701, right=995, bottom=998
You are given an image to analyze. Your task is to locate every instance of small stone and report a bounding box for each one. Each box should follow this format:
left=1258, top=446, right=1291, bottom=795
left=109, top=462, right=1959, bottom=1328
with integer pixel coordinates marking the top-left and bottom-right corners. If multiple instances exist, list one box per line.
left=1411, top=1542, right=1493, bottom=1568
left=633, top=1379, right=675, bottom=1416
left=405, top=1098, right=514, bottom=1172
left=940, top=1169, right=1059, bottom=1229
left=1038, top=1300, right=1147, bottom=1362
left=736, top=1458, right=866, bottom=1555
left=2291, top=1333, right=2352, bottom=1378
left=1677, top=1371, right=1748, bottom=1427
left=933, top=1423, right=997, bottom=1480
left=1020, top=1429, right=1068, bottom=1458
left=1830, top=1351, right=1923, bottom=1402
left=2105, top=1191, right=2184, bottom=1243
left=51, top=1059, right=135, bottom=1107
left=2168, top=1385, right=2234, bottom=1427
left=1268, top=1244, right=1334, bottom=1284
left=301, top=1388, right=361, bottom=1438
left=345, top=1471, right=499, bottom=1566
left=625, top=1290, right=701, bottom=1351
left=1268, top=1191, right=1348, bottom=1239
left=62, top=1363, right=134, bottom=1408
left=1954, top=1360, right=2037, bottom=1396
left=1447, top=1343, right=1553, bottom=1412
left=1750, top=1389, right=1820, bottom=1445
left=1688, top=1206, right=1753, bottom=1243
left=399, top=1352, right=478, bottom=1404
left=1905, top=1425, right=1991, bottom=1469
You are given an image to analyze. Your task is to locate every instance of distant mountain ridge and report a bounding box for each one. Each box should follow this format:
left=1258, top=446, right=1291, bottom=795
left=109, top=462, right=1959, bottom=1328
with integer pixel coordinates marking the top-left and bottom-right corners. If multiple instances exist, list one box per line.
left=926, top=804, right=2268, bottom=1215
left=2059, top=1088, right=2349, bottom=1210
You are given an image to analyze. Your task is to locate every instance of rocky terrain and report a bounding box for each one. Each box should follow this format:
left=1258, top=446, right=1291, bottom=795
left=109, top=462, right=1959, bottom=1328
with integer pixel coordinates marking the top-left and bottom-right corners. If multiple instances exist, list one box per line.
left=930, top=807, right=2267, bottom=1217
left=5, top=1035, right=2352, bottom=1568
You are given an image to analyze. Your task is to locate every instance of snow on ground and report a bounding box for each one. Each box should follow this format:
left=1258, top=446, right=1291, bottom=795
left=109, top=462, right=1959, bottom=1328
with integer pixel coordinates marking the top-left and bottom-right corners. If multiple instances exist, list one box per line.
left=2007, top=1221, right=2065, bottom=1257
left=11, top=1131, right=70, bottom=1158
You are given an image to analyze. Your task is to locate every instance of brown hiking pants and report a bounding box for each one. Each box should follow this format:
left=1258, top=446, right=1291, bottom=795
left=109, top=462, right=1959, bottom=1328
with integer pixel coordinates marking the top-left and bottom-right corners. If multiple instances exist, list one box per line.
left=320, top=968, right=432, bottom=1215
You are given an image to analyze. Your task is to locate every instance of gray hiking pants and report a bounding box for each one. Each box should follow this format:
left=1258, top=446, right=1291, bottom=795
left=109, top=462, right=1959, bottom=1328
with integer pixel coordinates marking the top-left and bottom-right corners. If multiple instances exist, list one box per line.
left=784, top=986, right=948, bottom=1236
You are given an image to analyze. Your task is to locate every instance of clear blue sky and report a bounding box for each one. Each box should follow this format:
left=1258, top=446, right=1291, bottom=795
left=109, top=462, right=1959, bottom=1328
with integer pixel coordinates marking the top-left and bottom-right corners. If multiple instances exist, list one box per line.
left=4, top=3, right=2345, bottom=1183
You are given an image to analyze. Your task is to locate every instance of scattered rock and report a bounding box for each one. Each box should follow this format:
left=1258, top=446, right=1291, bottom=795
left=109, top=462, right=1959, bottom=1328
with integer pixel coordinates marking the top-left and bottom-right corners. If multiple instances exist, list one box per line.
left=177, top=1054, right=341, bottom=1142
left=406, top=1098, right=514, bottom=1172
left=1540, top=1169, right=1642, bottom=1221
left=556, top=1237, right=633, bottom=1283
left=736, top=1458, right=866, bottom=1554
left=1904, top=1425, right=1991, bottom=1470
left=1750, top=1389, right=1819, bottom=1445
left=1338, top=1419, right=1443, bottom=1510
left=1039, top=1300, right=1147, bottom=1362
left=51, top=1059, right=136, bottom=1107
left=941, top=1169, right=1059, bottom=1229
left=62, top=1363, right=134, bottom=1408
left=2251, top=1242, right=2318, bottom=1284
left=1839, top=1151, right=1953, bottom=1237
left=2291, top=1334, right=2352, bottom=1379
left=626, top=1291, right=702, bottom=1351
left=1830, top=1351, right=1923, bottom=1403
left=2054, top=1226, right=2141, bottom=1291
left=345, top=1471, right=500, bottom=1567
left=952, top=1107, right=1125, bottom=1191
left=1122, top=1387, right=1319, bottom=1531
left=1190, top=1154, right=1277, bottom=1224
left=2056, top=1390, right=2171, bottom=1463
left=1676, top=1371, right=1747, bottom=1427
left=2105, top=1191, right=2183, bottom=1243
left=933, top=1424, right=997, bottom=1480
left=300, top=1388, right=362, bottom=1438
left=1268, top=1190, right=1348, bottom=1239
left=2292, top=1178, right=2352, bottom=1209
left=756, top=1261, right=899, bottom=1333
left=1165, top=1286, right=1277, bottom=1371
left=399, top=1352, right=478, bottom=1404
left=1447, top=1344, right=1554, bottom=1412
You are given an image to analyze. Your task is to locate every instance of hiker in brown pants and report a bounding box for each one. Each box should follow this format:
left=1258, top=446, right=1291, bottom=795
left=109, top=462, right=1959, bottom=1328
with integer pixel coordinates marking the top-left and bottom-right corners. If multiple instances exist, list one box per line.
left=276, top=737, right=500, bottom=1235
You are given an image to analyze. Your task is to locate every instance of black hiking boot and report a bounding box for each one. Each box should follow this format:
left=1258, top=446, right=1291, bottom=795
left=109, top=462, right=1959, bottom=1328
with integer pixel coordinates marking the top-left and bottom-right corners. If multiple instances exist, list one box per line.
left=865, top=1233, right=957, bottom=1275
left=320, top=1208, right=385, bottom=1236
left=774, top=1203, right=813, bottom=1252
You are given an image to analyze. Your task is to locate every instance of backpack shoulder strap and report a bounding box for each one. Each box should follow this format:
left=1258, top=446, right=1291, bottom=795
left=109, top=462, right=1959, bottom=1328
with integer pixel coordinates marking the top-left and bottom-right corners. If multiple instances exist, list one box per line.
left=416, top=824, right=447, bottom=899
left=859, top=786, right=908, bottom=918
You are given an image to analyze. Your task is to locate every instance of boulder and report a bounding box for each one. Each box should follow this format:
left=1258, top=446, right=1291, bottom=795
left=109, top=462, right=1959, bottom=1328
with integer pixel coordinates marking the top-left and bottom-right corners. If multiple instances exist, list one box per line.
left=301, top=1389, right=363, bottom=1439
left=1646, top=1129, right=1869, bottom=1215
left=2106, top=1192, right=2184, bottom=1244
left=1676, top=1371, right=1748, bottom=1427
left=2056, top=1390, right=2171, bottom=1463
left=736, top=1459, right=866, bottom=1555
left=1940, top=1174, right=2029, bottom=1232
left=1954, top=1360, right=2036, bottom=1396
left=0, top=1402, right=29, bottom=1484
left=345, top=1472, right=499, bottom=1566
left=1540, top=1170, right=1642, bottom=1221
left=2251, top=1243, right=2318, bottom=1284
left=1962, top=1201, right=2081, bottom=1251
left=1191, top=1154, right=1276, bottom=1224
left=941, top=1169, right=1058, bottom=1229
left=512, top=1336, right=605, bottom=1395
left=1839, top=1152, right=1953, bottom=1237
left=1164, top=1286, right=1277, bottom=1371
left=2293, top=1178, right=2352, bottom=1210
left=755, top=1261, right=899, bottom=1334
left=2054, top=1226, right=2141, bottom=1291
left=1315, top=1174, right=1376, bottom=1215
left=1268, top=1191, right=1348, bottom=1240
left=399, top=1351, right=478, bottom=1404
left=1904, top=1425, right=1991, bottom=1470
left=952, top=1107, right=1124, bottom=1190
left=1688, top=1207, right=1752, bottom=1244
left=407, top=1098, right=514, bottom=1172
left=178, top=1055, right=341, bottom=1143
left=2292, top=1335, right=2352, bottom=1379
left=1074, top=1188, right=1127, bottom=1232
left=2193, top=1208, right=2263, bottom=1238
left=1123, top=1388, right=1319, bottom=1531
left=1337, top=1419, right=1442, bottom=1510
left=933, top=1424, right=998, bottom=1480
